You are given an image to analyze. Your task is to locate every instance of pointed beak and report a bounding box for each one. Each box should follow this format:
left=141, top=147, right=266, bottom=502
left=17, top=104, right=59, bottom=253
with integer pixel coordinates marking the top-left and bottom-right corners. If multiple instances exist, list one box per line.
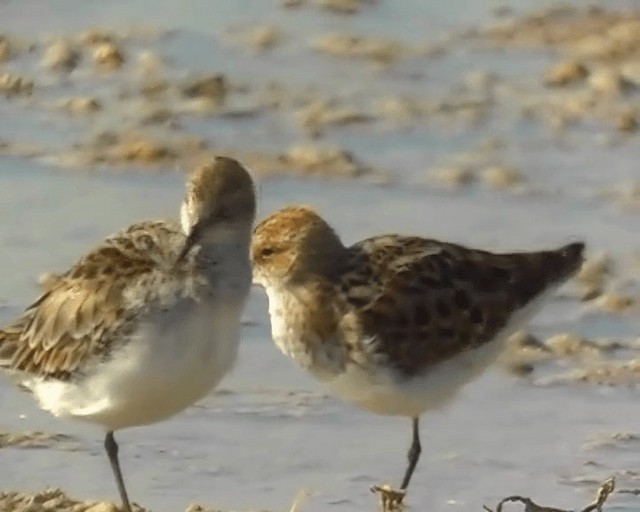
left=175, top=222, right=203, bottom=265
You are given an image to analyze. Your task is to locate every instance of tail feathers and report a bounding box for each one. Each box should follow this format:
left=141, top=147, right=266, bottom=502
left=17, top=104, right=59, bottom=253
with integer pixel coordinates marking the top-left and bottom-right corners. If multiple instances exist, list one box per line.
left=553, top=241, right=586, bottom=281
left=0, top=324, right=23, bottom=369
left=524, top=241, right=586, bottom=286
left=504, top=241, right=586, bottom=308
left=0, top=324, right=35, bottom=393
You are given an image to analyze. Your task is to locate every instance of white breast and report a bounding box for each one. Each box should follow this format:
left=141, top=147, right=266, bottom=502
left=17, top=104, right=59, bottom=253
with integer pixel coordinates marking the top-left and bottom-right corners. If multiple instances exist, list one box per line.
left=31, top=296, right=245, bottom=431
left=264, top=287, right=349, bottom=380
left=265, top=287, right=291, bottom=352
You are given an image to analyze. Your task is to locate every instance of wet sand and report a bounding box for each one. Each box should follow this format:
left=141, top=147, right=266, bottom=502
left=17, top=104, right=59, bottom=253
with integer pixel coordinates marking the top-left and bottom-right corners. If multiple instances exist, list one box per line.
left=0, top=0, right=639, bottom=511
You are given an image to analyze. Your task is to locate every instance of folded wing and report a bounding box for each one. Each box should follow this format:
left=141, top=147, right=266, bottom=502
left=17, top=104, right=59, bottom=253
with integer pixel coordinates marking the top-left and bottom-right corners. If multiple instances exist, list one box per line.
left=0, top=221, right=191, bottom=381
left=339, top=236, right=584, bottom=376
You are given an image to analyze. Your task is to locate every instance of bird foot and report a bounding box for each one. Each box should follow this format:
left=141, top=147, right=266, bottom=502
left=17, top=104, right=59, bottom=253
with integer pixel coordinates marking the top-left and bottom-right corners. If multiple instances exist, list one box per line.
left=370, top=484, right=406, bottom=512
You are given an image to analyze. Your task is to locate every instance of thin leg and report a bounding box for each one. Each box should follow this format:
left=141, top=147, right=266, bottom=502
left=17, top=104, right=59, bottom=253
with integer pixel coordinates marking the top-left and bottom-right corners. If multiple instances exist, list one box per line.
left=371, top=417, right=423, bottom=511
left=400, top=417, right=422, bottom=490
left=104, top=431, right=132, bottom=512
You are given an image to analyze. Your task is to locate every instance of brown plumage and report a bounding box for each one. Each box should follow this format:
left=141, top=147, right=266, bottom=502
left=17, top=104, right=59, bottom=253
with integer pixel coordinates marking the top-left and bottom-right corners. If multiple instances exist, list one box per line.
left=0, top=220, right=189, bottom=381
left=0, top=156, right=256, bottom=512
left=251, top=205, right=585, bottom=507
left=0, top=156, right=256, bottom=384
left=338, top=234, right=584, bottom=376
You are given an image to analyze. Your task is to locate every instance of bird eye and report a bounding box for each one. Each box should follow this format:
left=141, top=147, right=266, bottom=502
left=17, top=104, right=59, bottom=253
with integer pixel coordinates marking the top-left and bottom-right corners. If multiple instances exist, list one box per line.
left=261, top=247, right=275, bottom=258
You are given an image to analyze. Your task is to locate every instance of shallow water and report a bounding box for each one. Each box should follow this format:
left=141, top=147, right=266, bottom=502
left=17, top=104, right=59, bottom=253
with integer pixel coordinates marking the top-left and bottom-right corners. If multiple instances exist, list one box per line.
left=1, top=1, right=639, bottom=511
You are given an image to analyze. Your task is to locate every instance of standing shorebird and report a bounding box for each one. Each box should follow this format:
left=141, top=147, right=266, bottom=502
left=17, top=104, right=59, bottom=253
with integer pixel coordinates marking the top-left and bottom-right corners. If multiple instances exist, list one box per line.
left=251, top=205, right=585, bottom=509
left=0, top=157, right=256, bottom=512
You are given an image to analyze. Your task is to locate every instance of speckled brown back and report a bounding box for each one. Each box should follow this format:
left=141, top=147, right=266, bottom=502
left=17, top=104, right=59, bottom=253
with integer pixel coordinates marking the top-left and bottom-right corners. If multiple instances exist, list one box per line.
left=336, top=235, right=585, bottom=376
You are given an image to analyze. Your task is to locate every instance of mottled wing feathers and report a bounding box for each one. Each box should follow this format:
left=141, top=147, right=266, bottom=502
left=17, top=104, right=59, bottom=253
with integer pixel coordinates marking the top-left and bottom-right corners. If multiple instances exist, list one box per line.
left=0, top=221, right=191, bottom=381
left=338, top=236, right=584, bottom=375
left=4, top=282, right=128, bottom=380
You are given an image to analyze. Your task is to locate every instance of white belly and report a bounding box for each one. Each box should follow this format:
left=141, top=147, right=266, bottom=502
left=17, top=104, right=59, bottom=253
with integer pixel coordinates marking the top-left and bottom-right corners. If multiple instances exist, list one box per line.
left=29, top=298, right=243, bottom=430
left=326, top=287, right=559, bottom=417
left=327, top=337, right=505, bottom=417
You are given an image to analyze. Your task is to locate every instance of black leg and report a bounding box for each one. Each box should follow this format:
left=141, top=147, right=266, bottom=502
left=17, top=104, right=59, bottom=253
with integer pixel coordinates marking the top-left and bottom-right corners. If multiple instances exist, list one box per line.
left=104, top=431, right=132, bottom=512
left=400, top=417, right=422, bottom=490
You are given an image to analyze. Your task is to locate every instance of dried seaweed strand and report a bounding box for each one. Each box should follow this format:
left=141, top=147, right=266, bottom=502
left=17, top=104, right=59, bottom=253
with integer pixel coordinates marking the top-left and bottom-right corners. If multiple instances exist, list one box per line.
left=483, top=477, right=615, bottom=512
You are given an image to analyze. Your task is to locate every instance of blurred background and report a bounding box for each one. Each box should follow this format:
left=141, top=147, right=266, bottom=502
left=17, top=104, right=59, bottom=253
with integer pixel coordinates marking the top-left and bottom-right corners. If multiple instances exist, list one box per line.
left=0, top=1, right=639, bottom=511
